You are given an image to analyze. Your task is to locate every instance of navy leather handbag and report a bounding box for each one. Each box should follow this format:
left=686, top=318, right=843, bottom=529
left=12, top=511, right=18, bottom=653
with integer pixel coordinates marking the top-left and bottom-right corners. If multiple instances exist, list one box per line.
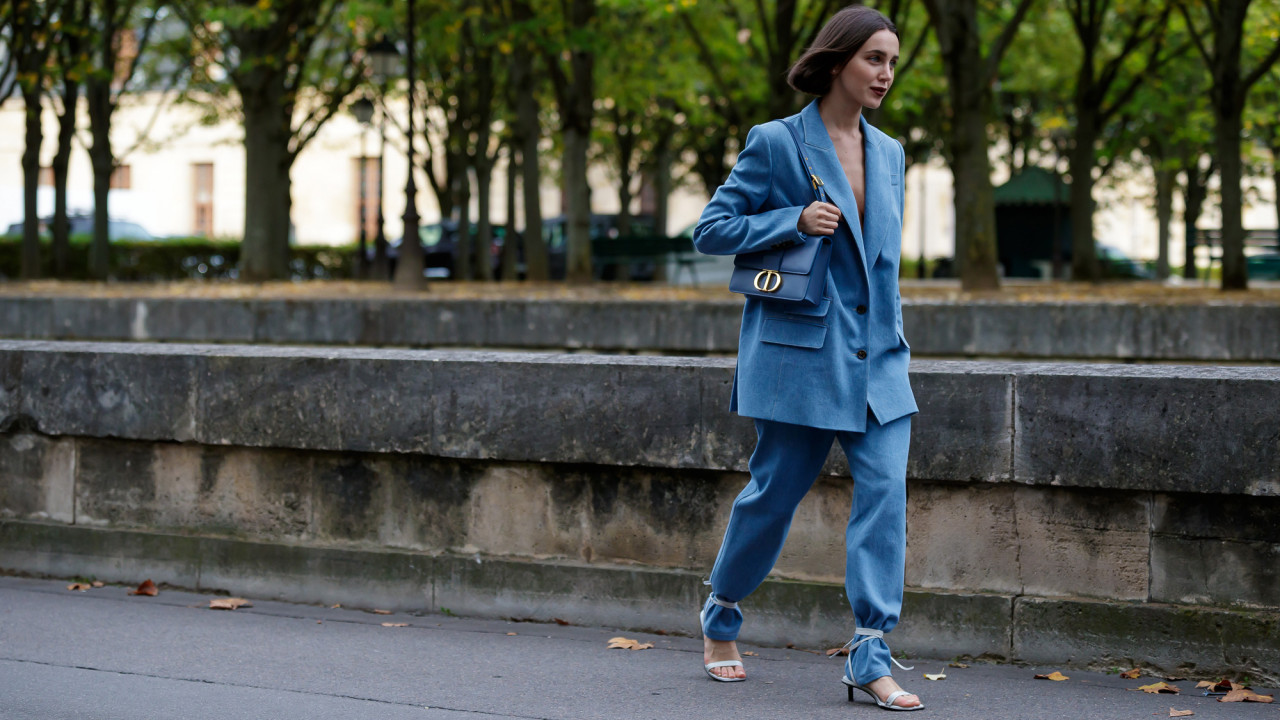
left=728, top=119, right=832, bottom=306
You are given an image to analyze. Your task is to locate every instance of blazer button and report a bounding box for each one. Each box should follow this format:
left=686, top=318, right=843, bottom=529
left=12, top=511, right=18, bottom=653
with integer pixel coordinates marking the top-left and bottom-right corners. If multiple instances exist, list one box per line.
left=856, top=349, right=868, bottom=360
left=856, top=305, right=867, bottom=314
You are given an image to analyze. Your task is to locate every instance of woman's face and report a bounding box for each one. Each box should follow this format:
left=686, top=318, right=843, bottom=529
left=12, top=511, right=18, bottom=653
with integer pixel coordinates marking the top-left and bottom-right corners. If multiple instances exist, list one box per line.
left=831, top=29, right=900, bottom=110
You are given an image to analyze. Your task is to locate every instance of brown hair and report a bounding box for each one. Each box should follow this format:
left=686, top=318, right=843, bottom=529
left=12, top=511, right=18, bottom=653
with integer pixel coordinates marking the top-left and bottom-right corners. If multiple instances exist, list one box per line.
left=787, top=5, right=899, bottom=96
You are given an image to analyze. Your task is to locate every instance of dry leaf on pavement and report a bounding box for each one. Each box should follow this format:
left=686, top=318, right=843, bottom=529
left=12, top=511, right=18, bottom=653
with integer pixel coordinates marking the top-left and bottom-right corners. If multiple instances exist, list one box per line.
left=949, top=662, right=969, bottom=669
left=1138, top=682, right=1180, bottom=694
left=1169, top=709, right=1193, bottom=717
left=1219, top=689, right=1273, bottom=703
left=1035, top=672, right=1069, bottom=681
left=553, top=618, right=571, bottom=626
left=606, top=636, right=653, bottom=650
left=129, top=580, right=158, bottom=596
left=826, top=647, right=850, bottom=657
left=1120, top=668, right=1141, bottom=679
left=742, top=651, right=758, bottom=656
left=923, top=672, right=946, bottom=681
left=372, top=609, right=392, bottom=615
left=209, top=597, right=252, bottom=610
left=506, top=632, right=518, bottom=636
left=381, top=622, right=409, bottom=627
left=67, top=583, right=91, bottom=591
left=92, top=581, right=104, bottom=588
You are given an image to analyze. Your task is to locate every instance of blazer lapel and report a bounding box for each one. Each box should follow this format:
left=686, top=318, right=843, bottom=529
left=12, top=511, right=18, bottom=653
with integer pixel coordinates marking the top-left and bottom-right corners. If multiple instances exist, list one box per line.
left=859, top=114, right=892, bottom=268
left=800, top=101, right=868, bottom=278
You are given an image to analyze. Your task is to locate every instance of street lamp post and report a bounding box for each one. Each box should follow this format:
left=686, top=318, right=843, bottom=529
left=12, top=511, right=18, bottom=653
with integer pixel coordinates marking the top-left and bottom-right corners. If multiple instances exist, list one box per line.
left=352, top=96, right=375, bottom=280
left=367, top=36, right=399, bottom=282
left=392, top=0, right=425, bottom=289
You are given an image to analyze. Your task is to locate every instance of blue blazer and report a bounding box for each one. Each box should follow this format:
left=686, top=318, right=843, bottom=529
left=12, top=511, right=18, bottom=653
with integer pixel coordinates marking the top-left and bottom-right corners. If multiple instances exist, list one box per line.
left=694, top=100, right=917, bottom=432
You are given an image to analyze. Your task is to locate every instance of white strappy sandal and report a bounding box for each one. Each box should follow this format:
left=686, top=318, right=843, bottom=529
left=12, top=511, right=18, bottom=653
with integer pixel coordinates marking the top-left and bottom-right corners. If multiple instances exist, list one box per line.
left=700, top=595, right=745, bottom=682
left=838, top=628, right=924, bottom=711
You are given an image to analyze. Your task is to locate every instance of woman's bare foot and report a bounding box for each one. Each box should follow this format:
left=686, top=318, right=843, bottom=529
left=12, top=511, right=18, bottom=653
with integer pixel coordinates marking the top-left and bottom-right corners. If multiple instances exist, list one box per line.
left=865, top=676, right=922, bottom=709
left=702, top=635, right=746, bottom=680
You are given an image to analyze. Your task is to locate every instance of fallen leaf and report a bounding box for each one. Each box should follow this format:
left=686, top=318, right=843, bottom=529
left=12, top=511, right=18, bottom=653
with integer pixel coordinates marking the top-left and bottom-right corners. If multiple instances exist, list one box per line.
left=1219, top=689, right=1273, bottom=703
left=209, top=597, right=252, bottom=610
left=826, top=647, right=850, bottom=657
left=506, top=632, right=518, bottom=636
left=1120, top=668, right=1142, bottom=679
left=129, top=580, right=157, bottom=596
left=381, top=622, right=409, bottom=627
left=606, top=636, right=653, bottom=650
left=330, top=603, right=341, bottom=609
left=1138, top=682, right=1180, bottom=694
left=1169, top=709, right=1193, bottom=717
left=67, top=583, right=91, bottom=591
left=372, top=609, right=392, bottom=615
left=91, top=581, right=104, bottom=588
left=949, top=662, right=969, bottom=669
left=924, top=672, right=946, bottom=681
left=742, top=651, right=758, bottom=656
left=553, top=618, right=570, bottom=626
left=1035, top=671, right=1069, bottom=681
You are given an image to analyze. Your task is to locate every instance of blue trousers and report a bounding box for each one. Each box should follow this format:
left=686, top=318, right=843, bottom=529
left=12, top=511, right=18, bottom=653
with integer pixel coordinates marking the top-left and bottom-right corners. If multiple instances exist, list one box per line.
left=702, top=413, right=911, bottom=684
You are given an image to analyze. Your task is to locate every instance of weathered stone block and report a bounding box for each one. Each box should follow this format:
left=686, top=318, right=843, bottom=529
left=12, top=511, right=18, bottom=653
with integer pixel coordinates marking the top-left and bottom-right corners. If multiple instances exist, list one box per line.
left=1013, top=486, right=1150, bottom=601
left=0, top=520, right=202, bottom=587
left=908, top=361, right=1014, bottom=482
left=1013, top=596, right=1280, bottom=681
left=0, top=297, right=52, bottom=339
left=138, top=299, right=256, bottom=343
left=905, top=482, right=1021, bottom=594
left=1151, top=491, right=1280, bottom=608
left=15, top=342, right=198, bottom=441
left=1014, top=365, right=1280, bottom=495
left=897, top=590, right=1013, bottom=661
left=0, top=433, right=75, bottom=523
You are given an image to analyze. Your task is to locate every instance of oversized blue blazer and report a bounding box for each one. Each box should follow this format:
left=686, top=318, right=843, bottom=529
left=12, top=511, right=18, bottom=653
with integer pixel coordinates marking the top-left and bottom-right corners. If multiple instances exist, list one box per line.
left=694, top=100, right=917, bottom=433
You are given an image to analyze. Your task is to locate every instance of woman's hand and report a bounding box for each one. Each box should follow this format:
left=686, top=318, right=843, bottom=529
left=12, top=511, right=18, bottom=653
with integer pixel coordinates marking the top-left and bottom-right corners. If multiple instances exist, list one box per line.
left=798, top=202, right=841, bottom=236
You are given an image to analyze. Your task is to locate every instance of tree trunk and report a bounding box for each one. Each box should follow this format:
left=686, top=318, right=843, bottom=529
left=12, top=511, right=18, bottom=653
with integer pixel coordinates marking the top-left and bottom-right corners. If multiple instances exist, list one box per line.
left=1068, top=112, right=1100, bottom=281
left=239, top=81, right=295, bottom=281
left=501, top=144, right=520, bottom=281
left=454, top=167, right=473, bottom=281
left=928, top=0, right=1002, bottom=290
left=51, top=78, right=80, bottom=278
left=509, top=22, right=548, bottom=280
left=1154, top=162, right=1173, bottom=280
left=21, top=90, right=43, bottom=279
left=1215, top=108, right=1247, bottom=289
left=86, top=77, right=114, bottom=280
left=562, top=0, right=596, bottom=284
left=1183, top=161, right=1210, bottom=281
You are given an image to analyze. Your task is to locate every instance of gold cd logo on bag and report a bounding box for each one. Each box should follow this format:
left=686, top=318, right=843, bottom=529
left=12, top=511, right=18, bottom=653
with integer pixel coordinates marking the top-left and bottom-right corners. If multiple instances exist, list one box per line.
left=753, top=270, right=782, bottom=293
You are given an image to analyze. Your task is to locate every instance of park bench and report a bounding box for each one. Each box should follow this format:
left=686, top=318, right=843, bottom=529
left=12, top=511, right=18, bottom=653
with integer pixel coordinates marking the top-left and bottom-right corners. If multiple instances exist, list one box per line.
left=591, top=233, right=713, bottom=284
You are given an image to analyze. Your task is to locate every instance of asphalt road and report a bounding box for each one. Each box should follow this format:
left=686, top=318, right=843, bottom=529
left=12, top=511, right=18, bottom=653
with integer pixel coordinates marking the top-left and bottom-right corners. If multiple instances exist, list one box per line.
left=1, top=575, right=1275, bottom=720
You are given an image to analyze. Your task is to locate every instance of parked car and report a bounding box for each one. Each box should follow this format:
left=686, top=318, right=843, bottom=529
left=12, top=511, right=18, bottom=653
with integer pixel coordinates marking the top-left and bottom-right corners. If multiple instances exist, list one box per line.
left=1247, top=253, right=1280, bottom=281
left=5, top=214, right=156, bottom=241
left=542, top=213, right=660, bottom=280
left=379, top=221, right=523, bottom=279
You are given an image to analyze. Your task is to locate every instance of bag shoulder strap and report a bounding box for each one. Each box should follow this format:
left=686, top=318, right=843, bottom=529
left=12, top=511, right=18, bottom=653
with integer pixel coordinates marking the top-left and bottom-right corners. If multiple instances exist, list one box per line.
left=775, top=118, right=829, bottom=205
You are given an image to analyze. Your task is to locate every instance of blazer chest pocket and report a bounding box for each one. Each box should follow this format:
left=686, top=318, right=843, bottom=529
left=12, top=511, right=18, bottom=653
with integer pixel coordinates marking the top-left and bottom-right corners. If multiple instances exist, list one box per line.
left=761, top=318, right=827, bottom=349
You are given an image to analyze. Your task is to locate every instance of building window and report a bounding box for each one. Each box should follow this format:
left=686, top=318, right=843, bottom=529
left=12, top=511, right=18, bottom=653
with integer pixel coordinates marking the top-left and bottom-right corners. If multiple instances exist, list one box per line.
left=39, top=167, right=54, bottom=186
left=193, top=163, right=213, bottom=237
left=110, top=165, right=131, bottom=189
left=353, top=156, right=381, bottom=242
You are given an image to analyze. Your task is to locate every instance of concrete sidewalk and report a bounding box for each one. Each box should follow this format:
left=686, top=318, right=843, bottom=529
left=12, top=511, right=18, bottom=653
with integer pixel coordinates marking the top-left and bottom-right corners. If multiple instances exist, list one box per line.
left=0, top=575, right=1274, bottom=720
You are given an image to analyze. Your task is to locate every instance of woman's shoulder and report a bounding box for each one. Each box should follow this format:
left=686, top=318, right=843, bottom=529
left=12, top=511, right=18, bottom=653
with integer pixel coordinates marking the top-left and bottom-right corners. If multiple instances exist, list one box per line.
left=863, top=121, right=905, bottom=158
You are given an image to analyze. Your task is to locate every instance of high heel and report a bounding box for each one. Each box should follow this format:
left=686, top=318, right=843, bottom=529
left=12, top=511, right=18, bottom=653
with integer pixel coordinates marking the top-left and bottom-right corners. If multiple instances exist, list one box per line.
left=700, top=595, right=744, bottom=682
left=837, top=628, right=923, bottom=710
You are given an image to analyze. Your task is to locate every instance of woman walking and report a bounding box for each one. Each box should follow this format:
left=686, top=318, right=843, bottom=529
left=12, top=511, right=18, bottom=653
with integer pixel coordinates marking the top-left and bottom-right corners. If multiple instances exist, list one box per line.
left=692, top=6, right=921, bottom=711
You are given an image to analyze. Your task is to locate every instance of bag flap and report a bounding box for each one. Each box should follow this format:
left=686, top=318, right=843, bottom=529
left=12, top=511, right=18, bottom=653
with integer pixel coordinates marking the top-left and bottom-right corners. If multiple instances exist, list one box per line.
left=734, top=235, right=824, bottom=274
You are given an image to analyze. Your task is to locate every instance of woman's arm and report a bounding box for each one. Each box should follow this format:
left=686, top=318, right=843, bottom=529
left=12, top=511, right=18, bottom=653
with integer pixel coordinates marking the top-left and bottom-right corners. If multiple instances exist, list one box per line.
left=692, top=123, right=808, bottom=256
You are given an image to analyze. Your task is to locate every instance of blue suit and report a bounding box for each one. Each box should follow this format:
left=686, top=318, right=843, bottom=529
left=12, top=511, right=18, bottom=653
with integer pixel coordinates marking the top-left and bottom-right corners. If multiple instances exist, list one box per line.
left=694, top=100, right=917, bottom=686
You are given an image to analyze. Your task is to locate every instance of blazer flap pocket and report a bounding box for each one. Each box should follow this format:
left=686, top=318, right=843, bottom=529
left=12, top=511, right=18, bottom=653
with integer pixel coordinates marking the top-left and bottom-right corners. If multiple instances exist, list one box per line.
left=773, top=294, right=831, bottom=317
left=761, top=318, right=827, bottom=349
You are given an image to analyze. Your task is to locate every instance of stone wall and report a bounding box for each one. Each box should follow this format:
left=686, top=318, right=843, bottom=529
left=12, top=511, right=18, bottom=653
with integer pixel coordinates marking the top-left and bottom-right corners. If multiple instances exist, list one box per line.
left=2, top=340, right=1278, bottom=676
left=4, top=295, right=1280, bottom=360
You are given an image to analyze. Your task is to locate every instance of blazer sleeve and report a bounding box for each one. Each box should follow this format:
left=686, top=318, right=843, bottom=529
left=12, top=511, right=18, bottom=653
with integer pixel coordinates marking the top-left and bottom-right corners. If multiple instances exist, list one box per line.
left=896, top=141, right=907, bottom=337
left=692, top=123, right=807, bottom=256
